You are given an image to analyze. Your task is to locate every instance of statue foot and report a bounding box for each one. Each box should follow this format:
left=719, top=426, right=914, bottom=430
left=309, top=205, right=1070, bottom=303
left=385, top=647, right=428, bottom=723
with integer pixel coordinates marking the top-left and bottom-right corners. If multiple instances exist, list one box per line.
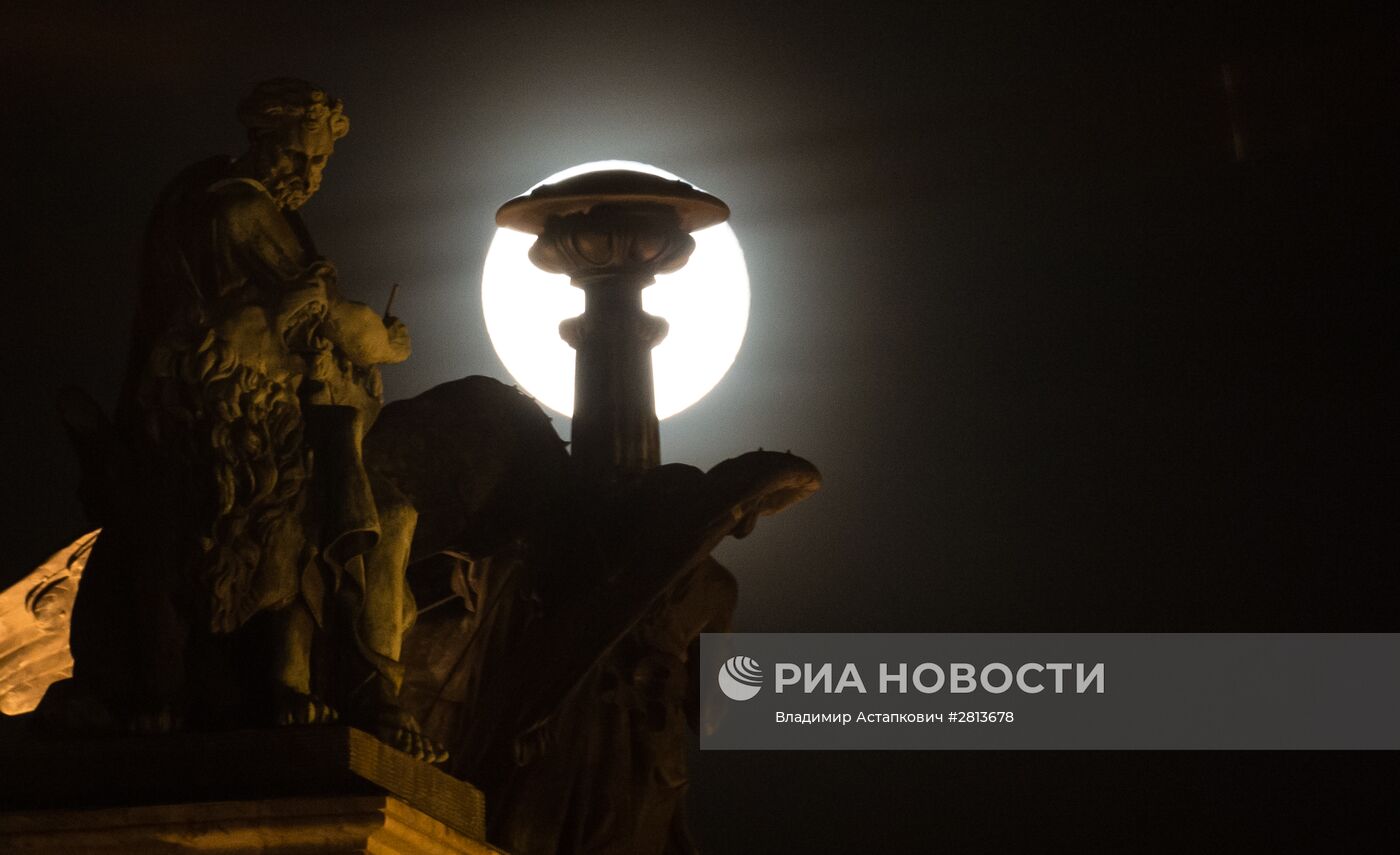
left=343, top=671, right=448, bottom=763
left=358, top=704, right=449, bottom=764
left=273, top=687, right=339, bottom=726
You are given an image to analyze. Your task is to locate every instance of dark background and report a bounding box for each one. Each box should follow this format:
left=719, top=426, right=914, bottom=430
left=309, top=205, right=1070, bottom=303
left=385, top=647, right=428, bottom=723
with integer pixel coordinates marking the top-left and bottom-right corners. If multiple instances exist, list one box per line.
left=3, top=1, right=1396, bottom=850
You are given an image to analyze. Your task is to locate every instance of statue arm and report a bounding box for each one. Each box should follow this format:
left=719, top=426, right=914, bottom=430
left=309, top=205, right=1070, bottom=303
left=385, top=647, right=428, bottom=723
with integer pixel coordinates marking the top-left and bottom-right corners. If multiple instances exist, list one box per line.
left=685, top=559, right=737, bottom=734
left=323, top=301, right=412, bottom=366
left=211, top=183, right=410, bottom=366
left=212, top=182, right=333, bottom=329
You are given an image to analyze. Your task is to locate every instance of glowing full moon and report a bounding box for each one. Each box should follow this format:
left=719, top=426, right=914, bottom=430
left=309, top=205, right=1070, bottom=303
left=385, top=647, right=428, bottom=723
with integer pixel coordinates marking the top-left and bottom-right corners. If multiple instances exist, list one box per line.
left=482, top=160, right=749, bottom=420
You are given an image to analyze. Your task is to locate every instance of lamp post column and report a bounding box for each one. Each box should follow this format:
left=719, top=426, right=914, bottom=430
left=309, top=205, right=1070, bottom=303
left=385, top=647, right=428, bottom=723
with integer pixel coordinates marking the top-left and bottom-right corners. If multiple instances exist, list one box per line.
left=496, top=172, right=729, bottom=483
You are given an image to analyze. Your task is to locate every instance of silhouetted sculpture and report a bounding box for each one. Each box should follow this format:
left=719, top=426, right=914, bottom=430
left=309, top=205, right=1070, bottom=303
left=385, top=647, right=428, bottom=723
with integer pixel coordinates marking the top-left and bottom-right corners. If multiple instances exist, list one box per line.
left=41, top=78, right=442, bottom=759
left=388, top=171, right=823, bottom=854
left=9, top=82, right=822, bottom=855
left=399, top=450, right=818, bottom=855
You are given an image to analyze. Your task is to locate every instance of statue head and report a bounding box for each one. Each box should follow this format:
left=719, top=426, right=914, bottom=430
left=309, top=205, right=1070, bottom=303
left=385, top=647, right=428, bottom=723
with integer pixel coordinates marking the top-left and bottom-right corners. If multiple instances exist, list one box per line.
left=236, top=78, right=350, bottom=210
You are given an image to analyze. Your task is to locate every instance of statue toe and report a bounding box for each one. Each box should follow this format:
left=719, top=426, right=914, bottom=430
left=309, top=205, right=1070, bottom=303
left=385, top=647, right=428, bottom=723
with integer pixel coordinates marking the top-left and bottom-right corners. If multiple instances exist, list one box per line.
left=370, top=710, right=448, bottom=764
left=273, top=689, right=338, bottom=726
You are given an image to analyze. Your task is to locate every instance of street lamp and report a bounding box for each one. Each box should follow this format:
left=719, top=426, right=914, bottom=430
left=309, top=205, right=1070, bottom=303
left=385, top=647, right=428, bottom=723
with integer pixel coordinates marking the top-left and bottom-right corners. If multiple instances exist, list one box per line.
left=495, top=165, right=731, bottom=481
left=483, top=161, right=750, bottom=421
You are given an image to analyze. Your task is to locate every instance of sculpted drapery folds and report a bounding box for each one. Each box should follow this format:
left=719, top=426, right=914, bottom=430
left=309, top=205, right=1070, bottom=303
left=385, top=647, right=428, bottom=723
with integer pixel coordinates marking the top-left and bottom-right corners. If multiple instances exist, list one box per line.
left=48, top=79, right=439, bottom=758
left=131, top=81, right=380, bottom=635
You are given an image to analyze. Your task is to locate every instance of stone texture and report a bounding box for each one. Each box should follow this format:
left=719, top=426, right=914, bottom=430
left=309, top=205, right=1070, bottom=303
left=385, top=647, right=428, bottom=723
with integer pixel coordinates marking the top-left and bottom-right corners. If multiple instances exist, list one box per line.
left=0, top=794, right=502, bottom=853
left=0, top=726, right=493, bottom=850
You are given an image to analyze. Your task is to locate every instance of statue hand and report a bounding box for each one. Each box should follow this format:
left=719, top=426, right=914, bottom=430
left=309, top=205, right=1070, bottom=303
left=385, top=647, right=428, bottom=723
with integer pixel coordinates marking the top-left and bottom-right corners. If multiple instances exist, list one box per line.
left=274, top=280, right=331, bottom=338
left=383, top=316, right=412, bottom=363
left=308, top=258, right=338, bottom=286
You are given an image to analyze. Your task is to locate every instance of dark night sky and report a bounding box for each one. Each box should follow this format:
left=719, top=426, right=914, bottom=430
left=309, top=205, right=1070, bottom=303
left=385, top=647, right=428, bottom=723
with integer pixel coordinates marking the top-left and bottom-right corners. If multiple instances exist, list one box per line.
left=3, top=1, right=1397, bottom=850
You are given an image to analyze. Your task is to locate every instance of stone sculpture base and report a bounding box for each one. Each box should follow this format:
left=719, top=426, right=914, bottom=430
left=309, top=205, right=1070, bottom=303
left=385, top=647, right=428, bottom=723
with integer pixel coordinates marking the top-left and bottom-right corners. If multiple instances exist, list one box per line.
left=0, top=794, right=498, bottom=853
left=0, top=725, right=502, bottom=854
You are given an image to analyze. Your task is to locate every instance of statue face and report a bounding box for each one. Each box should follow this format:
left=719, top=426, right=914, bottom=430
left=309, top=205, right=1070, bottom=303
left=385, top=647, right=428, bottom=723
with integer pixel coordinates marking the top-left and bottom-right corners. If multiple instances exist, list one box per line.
left=252, top=121, right=336, bottom=210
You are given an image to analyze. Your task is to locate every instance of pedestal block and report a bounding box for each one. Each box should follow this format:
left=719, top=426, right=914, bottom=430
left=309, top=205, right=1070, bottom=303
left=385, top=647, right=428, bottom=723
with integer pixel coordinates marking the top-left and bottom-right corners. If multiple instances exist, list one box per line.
left=0, top=726, right=503, bottom=854
left=0, top=794, right=498, bottom=853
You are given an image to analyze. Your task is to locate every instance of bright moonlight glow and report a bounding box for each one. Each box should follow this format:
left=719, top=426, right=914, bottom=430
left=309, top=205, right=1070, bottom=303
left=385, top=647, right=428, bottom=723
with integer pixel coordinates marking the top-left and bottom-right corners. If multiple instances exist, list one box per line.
left=482, top=160, right=749, bottom=420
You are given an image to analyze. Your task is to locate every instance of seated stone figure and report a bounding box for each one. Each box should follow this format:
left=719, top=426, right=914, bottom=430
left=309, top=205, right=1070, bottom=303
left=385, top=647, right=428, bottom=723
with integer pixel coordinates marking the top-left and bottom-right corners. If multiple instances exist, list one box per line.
left=44, top=79, right=440, bottom=760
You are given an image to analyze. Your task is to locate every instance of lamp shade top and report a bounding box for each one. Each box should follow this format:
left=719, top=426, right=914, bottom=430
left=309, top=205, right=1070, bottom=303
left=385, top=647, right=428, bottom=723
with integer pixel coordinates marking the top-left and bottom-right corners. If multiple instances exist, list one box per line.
left=496, top=169, right=730, bottom=235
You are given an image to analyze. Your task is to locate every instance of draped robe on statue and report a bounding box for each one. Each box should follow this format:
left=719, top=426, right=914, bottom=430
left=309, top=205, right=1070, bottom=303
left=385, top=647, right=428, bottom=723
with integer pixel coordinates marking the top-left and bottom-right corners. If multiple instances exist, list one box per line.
left=64, top=155, right=407, bottom=723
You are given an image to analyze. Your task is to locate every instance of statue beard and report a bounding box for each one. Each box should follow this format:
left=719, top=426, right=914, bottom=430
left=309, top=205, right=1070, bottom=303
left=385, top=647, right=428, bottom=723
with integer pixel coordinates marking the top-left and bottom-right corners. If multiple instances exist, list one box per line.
left=266, top=175, right=313, bottom=210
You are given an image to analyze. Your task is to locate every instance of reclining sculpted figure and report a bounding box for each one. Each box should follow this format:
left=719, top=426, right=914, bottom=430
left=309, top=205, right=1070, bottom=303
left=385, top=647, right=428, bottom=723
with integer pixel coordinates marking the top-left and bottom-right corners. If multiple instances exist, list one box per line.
left=367, top=374, right=822, bottom=854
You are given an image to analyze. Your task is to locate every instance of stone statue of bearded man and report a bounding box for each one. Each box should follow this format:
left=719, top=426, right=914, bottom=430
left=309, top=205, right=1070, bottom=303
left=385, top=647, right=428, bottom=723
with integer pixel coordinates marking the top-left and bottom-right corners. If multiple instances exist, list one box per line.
left=49, top=78, right=442, bottom=760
